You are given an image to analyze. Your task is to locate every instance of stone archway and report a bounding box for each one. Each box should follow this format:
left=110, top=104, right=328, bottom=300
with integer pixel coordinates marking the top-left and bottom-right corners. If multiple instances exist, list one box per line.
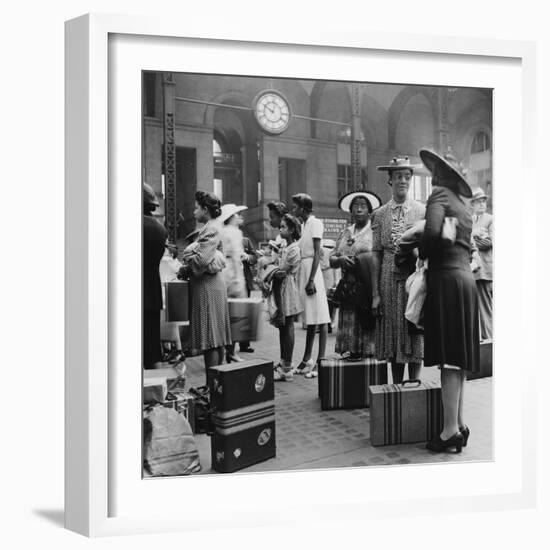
left=388, top=86, right=438, bottom=150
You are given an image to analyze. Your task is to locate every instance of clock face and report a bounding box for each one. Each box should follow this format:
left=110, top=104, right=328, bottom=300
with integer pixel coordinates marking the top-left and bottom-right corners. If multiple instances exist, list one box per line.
left=253, top=90, right=291, bottom=135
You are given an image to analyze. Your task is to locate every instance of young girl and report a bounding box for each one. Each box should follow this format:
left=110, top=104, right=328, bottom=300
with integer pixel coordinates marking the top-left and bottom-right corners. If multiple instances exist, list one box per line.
left=291, top=193, right=331, bottom=377
left=273, top=214, right=303, bottom=381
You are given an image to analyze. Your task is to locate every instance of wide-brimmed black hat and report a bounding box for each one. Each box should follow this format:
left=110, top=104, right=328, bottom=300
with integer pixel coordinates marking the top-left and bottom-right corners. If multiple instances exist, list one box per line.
left=419, top=148, right=472, bottom=198
left=338, top=190, right=381, bottom=213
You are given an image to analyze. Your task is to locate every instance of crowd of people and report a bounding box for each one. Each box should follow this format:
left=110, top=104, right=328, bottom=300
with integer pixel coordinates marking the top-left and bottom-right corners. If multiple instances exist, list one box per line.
left=143, top=148, right=493, bottom=455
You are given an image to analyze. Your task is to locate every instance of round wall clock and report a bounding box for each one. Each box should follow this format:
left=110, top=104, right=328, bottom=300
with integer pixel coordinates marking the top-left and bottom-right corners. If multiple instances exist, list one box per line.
left=252, top=90, right=291, bottom=135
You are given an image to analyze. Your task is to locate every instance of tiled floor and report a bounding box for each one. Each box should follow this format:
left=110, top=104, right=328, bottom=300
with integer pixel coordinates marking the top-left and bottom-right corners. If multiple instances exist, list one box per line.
left=182, top=309, right=493, bottom=475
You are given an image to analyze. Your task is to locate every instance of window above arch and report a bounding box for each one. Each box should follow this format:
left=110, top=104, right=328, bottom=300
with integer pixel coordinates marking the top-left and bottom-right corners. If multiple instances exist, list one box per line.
left=471, top=131, right=491, bottom=154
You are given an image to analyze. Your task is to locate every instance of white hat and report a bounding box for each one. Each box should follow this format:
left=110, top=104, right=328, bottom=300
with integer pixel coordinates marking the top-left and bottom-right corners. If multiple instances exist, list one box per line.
left=338, top=191, right=381, bottom=213
left=219, top=203, right=248, bottom=224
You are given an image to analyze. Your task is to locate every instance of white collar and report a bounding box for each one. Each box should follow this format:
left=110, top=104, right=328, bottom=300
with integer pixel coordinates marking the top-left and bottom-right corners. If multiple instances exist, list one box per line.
left=350, top=221, right=371, bottom=235
left=389, top=198, right=410, bottom=210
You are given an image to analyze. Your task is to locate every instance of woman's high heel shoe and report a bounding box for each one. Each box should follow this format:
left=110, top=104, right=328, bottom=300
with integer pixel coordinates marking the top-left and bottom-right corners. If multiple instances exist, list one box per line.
left=226, top=353, right=243, bottom=363
left=459, top=425, right=470, bottom=447
left=426, top=432, right=464, bottom=453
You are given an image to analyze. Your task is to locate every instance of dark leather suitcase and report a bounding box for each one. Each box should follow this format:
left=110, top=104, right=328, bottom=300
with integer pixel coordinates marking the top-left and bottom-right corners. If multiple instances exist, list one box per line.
left=319, top=357, right=388, bottom=410
left=209, top=359, right=274, bottom=412
left=164, top=281, right=189, bottom=322
left=211, top=402, right=276, bottom=473
left=466, top=340, right=493, bottom=380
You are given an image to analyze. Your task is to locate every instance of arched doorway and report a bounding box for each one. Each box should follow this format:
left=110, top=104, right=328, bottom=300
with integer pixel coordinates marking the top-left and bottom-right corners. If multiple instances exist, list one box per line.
left=212, top=130, right=243, bottom=205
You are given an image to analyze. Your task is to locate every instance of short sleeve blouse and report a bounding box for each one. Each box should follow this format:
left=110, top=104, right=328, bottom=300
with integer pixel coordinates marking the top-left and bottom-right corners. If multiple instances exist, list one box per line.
left=299, top=215, right=324, bottom=258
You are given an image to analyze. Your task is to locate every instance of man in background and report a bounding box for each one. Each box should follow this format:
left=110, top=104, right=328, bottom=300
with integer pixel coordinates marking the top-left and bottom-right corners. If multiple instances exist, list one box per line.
left=143, top=183, right=168, bottom=368
left=471, top=187, right=493, bottom=340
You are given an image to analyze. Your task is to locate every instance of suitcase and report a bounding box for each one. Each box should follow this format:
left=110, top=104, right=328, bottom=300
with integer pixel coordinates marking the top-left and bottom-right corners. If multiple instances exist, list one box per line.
left=164, top=281, right=189, bottom=322
left=228, top=298, right=262, bottom=342
left=369, top=379, right=443, bottom=446
left=319, top=357, right=388, bottom=410
left=209, top=359, right=274, bottom=412
left=466, top=340, right=493, bottom=380
left=143, top=378, right=167, bottom=404
left=211, top=401, right=276, bottom=473
left=143, top=366, right=186, bottom=391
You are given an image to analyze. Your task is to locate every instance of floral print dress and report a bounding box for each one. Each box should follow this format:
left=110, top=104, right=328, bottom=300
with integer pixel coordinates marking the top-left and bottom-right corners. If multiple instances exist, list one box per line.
left=330, top=223, right=375, bottom=357
left=371, top=199, right=425, bottom=364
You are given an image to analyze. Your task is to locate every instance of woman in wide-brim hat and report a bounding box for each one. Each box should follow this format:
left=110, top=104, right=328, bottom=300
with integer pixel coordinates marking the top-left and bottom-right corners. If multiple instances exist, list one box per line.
left=330, top=190, right=381, bottom=357
left=418, top=148, right=480, bottom=453
left=371, top=157, right=425, bottom=383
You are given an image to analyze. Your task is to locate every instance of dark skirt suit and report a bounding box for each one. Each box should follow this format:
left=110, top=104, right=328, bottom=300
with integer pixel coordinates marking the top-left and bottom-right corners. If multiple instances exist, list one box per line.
left=143, top=214, right=168, bottom=368
left=419, top=186, right=480, bottom=372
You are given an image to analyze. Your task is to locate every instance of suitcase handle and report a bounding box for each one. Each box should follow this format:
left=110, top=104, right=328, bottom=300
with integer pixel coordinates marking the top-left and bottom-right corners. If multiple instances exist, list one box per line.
left=339, top=352, right=364, bottom=362
left=401, top=379, right=422, bottom=387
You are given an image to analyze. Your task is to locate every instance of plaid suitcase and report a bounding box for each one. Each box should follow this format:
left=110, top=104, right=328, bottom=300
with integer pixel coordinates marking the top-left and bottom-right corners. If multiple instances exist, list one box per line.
left=369, top=379, right=443, bottom=446
left=211, top=401, right=276, bottom=473
left=319, top=357, right=388, bottom=410
left=209, top=359, right=274, bottom=412
left=466, top=340, right=493, bottom=380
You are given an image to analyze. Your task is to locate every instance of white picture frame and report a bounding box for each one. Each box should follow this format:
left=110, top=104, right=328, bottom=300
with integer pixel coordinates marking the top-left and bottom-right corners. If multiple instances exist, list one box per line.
left=65, top=13, right=537, bottom=537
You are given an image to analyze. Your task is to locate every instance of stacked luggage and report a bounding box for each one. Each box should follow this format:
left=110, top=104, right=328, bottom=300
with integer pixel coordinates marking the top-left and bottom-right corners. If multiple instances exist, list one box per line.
left=209, top=359, right=276, bottom=473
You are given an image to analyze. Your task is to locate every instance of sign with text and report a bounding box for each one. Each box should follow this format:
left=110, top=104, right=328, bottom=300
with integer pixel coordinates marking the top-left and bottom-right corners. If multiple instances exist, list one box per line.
left=320, top=217, right=348, bottom=239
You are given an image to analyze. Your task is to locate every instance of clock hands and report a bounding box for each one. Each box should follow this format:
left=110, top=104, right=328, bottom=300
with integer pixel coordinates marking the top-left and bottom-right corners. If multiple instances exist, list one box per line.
left=254, top=90, right=290, bottom=135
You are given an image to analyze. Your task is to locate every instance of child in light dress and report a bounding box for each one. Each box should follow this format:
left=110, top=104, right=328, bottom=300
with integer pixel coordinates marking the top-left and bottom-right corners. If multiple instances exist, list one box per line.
left=272, top=214, right=303, bottom=381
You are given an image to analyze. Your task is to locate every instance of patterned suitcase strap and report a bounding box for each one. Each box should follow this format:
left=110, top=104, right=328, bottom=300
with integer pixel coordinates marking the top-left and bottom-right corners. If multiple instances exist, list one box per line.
left=213, top=414, right=276, bottom=436
left=212, top=400, right=275, bottom=435
left=381, top=381, right=443, bottom=445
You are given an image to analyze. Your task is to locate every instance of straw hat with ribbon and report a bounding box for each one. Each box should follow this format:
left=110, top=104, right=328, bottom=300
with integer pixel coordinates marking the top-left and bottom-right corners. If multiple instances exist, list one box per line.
left=338, top=190, right=381, bottom=213
left=419, top=148, right=472, bottom=198
left=219, top=203, right=248, bottom=224
left=376, top=156, right=421, bottom=173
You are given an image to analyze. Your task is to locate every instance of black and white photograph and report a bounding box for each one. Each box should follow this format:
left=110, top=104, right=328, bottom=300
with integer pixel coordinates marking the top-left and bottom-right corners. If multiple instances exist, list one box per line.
left=3, top=0, right=543, bottom=544
left=141, top=72, right=494, bottom=477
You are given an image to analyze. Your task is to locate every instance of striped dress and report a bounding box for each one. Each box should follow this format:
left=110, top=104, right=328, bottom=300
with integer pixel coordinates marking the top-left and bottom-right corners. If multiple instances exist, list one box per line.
left=184, top=221, right=232, bottom=353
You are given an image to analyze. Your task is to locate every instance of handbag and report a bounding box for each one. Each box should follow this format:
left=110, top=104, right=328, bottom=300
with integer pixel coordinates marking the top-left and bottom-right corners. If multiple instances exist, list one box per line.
left=332, top=276, right=357, bottom=306
left=405, top=262, right=427, bottom=329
